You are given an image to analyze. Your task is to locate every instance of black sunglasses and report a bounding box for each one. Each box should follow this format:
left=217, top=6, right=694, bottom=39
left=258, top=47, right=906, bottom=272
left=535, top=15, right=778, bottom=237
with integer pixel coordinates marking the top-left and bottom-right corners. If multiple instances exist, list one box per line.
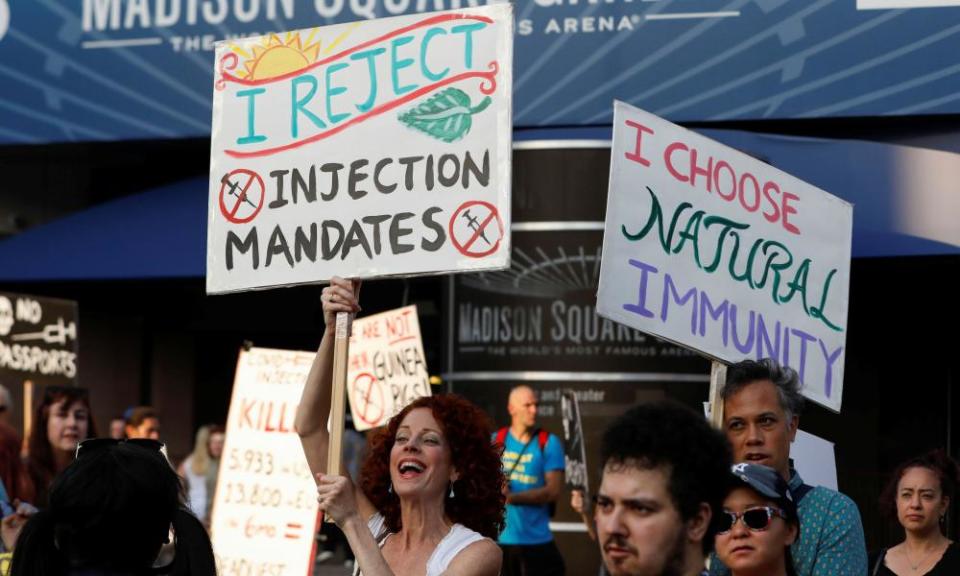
left=716, top=506, right=788, bottom=534
left=75, top=438, right=167, bottom=459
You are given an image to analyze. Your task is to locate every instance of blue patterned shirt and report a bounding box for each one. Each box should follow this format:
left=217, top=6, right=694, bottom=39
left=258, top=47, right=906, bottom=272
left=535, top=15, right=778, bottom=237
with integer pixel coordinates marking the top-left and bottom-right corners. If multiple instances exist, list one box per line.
left=709, top=469, right=868, bottom=576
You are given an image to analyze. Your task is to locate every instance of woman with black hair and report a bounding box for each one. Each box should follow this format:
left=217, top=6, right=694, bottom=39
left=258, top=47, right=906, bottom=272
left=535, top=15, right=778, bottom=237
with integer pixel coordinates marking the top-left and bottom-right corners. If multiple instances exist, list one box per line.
left=714, top=463, right=799, bottom=576
left=870, top=449, right=960, bottom=575
left=10, top=439, right=216, bottom=576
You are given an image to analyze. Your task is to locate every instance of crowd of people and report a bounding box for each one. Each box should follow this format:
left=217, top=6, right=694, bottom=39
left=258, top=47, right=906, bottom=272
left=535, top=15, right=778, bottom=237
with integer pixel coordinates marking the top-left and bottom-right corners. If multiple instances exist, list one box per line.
left=297, top=277, right=959, bottom=576
left=0, top=383, right=225, bottom=574
left=0, top=277, right=953, bottom=576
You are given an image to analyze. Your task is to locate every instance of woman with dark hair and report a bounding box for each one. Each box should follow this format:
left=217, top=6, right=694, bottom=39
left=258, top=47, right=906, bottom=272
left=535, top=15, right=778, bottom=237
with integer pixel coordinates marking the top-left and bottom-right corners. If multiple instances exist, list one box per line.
left=25, top=386, right=97, bottom=507
left=870, top=449, right=960, bottom=575
left=295, top=277, right=505, bottom=576
left=10, top=439, right=217, bottom=576
left=714, top=463, right=799, bottom=576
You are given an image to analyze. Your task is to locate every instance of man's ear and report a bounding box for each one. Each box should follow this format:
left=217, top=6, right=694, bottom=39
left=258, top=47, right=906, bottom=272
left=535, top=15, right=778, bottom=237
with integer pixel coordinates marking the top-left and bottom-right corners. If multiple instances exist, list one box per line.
left=787, top=414, right=799, bottom=443
left=686, top=502, right=712, bottom=544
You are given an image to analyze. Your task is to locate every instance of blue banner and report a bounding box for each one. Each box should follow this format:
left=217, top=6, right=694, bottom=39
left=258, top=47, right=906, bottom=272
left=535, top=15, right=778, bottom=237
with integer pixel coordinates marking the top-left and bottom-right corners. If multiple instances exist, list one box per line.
left=1, top=0, right=959, bottom=143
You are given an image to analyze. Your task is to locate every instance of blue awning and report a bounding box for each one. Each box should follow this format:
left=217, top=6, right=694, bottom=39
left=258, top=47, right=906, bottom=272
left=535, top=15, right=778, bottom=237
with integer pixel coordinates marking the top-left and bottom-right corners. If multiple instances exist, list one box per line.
left=0, top=177, right=207, bottom=281
left=0, top=130, right=956, bottom=283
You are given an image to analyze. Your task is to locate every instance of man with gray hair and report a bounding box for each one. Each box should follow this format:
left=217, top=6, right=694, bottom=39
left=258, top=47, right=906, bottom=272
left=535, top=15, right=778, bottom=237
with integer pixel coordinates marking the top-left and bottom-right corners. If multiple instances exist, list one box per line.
left=707, top=358, right=867, bottom=576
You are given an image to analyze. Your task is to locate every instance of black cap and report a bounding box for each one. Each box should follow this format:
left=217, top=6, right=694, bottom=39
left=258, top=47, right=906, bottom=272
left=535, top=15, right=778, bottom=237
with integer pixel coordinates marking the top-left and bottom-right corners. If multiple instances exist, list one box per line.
left=729, top=462, right=797, bottom=522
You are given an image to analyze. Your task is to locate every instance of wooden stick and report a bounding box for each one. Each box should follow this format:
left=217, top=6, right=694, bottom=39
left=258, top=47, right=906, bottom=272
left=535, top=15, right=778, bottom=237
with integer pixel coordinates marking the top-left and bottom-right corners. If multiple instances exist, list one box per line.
left=22, top=380, right=33, bottom=457
left=708, top=361, right=727, bottom=430
left=327, top=312, right=351, bottom=478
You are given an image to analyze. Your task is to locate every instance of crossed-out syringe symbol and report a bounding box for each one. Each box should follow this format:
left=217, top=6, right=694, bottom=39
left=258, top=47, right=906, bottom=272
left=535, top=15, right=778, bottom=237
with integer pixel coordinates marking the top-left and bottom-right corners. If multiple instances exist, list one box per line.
left=461, top=209, right=490, bottom=245
left=221, top=173, right=258, bottom=209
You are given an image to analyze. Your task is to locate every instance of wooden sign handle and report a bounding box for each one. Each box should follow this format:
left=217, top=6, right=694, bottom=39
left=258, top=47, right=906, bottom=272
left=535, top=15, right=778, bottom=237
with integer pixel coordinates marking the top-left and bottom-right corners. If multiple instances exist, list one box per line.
left=22, top=380, right=33, bottom=457
left=327, top=312, right=351, bottom=478
left=708, top=361, right=727, bottom=430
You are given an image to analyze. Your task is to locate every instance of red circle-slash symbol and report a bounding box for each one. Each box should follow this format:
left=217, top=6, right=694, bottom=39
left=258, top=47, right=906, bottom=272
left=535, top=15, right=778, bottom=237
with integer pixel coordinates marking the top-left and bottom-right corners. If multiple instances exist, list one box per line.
left=449, top=201, right=504, bottom=258
left=351, top=372, right=385, bottom=426
left=219, top=169, right=265, bottom=224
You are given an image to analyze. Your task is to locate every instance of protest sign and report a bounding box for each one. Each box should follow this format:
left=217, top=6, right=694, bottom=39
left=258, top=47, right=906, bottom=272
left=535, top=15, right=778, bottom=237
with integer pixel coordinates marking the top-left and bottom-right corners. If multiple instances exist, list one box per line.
left=347, top=305, right=430, bottom=431
left=597, top=102, right=852, bottom=412
left=206, top=5, right=514, bottom=294
left=792, top=430, right=838, bottom=490
left=0, top=292, right=78, bottom=436
left=560, top=389, right=588, bottom=493
left=0, top=292, right=77, bottom=385
left=210, top=347, right=319, bottom=576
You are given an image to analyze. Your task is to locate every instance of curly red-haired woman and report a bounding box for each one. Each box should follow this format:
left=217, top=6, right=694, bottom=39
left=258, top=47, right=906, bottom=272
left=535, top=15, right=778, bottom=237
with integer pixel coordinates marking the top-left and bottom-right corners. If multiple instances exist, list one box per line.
left=295, top=277, right=506, bottom=576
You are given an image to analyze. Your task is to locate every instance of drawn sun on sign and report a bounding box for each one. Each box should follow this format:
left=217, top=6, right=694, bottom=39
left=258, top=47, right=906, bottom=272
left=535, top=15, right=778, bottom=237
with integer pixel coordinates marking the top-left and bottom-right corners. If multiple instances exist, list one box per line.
left=226, top=26, right=362, bottom=81
left=229, top=32, right=322, bottom=80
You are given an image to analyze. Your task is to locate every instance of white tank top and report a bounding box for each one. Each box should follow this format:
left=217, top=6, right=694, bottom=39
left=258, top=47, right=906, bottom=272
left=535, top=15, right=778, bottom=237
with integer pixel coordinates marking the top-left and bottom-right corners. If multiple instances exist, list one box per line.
left=181, top=455, right=208, bottom=522
left=355, top=512, right=487, bottom=576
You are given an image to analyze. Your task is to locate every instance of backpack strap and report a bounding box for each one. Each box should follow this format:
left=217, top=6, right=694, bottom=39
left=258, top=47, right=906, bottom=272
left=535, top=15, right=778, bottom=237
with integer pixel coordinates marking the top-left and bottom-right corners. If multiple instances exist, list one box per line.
left=537, top=429, right=549, bottom=452
left=495, top=427, right=508, bottom=447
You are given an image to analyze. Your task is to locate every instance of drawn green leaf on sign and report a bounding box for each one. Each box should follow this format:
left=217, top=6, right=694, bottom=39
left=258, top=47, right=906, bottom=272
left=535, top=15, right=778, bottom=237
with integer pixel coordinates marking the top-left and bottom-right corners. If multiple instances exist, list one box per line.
left=398, top=88, right=492, bottom=143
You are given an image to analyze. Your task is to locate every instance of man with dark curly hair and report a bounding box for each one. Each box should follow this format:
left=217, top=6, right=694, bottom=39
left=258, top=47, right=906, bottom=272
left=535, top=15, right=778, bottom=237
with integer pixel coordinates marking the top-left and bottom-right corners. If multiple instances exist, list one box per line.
left=596, top=400, right=731, bottom=576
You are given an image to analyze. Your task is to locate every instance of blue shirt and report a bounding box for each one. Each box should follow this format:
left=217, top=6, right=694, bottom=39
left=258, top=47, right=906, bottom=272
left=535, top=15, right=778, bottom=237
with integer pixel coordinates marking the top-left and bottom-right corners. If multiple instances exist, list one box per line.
left=709, top=469, right=868, bottom=576
left=495, top=429, right=565, bottom=545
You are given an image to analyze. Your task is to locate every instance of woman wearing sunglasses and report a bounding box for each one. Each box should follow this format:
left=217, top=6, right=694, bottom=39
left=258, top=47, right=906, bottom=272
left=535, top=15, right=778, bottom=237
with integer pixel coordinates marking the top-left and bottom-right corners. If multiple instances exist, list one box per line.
left=715, top=463, right=799, bottom=576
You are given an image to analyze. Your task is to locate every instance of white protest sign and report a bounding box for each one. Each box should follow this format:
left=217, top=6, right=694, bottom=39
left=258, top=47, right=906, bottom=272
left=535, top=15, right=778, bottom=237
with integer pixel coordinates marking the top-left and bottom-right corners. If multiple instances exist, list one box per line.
left=792, top=430, right=838, bottom=490
left=598, top=102, right=852, bottom=412
left=210, top=347, right=319, bottom=576
left=858, top=0, right=960, bottom=8
left=206, top=5, right=513, bottom=294
left=347, top=305, right=430, bottom=431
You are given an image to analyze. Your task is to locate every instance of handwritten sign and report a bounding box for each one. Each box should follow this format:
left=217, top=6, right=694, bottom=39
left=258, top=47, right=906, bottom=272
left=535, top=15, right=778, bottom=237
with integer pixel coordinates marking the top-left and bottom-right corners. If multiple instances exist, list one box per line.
left=206, top=5, right=514, bottom=294
left=0, top=292, right=78, bottom=435
left=347, top=305, right=430, bottom=431
left=0, top=292, right=78, bottom=384
left=210, top=347, right=319, bottom=576
left=858, top=0, right=960, bottom=8
left=597, top=102, right=852, bottom=412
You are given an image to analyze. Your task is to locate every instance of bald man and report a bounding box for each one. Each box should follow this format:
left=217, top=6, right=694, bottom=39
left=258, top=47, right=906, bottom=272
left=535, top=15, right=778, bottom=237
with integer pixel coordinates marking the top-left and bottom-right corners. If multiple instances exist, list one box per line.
left=494, top=385, right=566, bottom=576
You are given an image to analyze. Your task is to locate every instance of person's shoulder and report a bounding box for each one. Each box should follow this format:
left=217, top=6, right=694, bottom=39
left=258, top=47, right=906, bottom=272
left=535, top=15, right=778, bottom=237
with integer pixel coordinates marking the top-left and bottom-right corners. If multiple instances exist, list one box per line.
left=867, top=547, right=888, bottom=566
left=444, top=537, right=502, bottom=576
left=808, top=485, right=860, bottom=511
left=544, top=432, right=562, bottom=448
left=542, top=433, right=565, bottom=466
left=803, top=485, right=863, bottom=529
